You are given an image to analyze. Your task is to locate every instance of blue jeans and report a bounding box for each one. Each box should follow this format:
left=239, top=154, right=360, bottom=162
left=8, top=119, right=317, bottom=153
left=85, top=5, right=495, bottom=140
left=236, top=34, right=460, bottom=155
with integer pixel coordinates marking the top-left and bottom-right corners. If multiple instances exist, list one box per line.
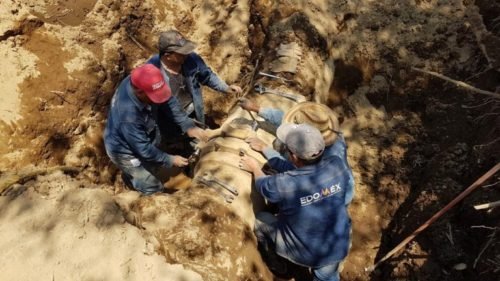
left=109, top=154, right=164, bottom=195
left=254, top=212, right=341, bottom=281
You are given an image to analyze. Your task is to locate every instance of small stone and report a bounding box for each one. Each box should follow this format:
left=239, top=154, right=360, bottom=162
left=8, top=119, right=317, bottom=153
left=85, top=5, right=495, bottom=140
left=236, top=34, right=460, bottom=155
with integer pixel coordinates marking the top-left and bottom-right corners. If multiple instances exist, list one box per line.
left=453, top=263, right=467, bottom=271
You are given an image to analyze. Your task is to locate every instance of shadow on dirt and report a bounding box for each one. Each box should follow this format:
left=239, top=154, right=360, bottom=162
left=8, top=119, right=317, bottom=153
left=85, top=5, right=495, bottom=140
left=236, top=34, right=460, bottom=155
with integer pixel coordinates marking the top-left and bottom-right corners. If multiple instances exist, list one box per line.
left=363, top=1, right=500, bottom=279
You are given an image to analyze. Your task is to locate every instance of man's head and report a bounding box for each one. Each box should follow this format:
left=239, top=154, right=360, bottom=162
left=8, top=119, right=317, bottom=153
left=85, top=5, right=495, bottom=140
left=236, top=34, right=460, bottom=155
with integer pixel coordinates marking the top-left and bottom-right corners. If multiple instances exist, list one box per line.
left=159, top=30, right=196, bottom=65
left=276, top=123, right=325, bottom=166
left=283, top=102, right=340, bottom=146
left=130, top=64, right=171, bottom=104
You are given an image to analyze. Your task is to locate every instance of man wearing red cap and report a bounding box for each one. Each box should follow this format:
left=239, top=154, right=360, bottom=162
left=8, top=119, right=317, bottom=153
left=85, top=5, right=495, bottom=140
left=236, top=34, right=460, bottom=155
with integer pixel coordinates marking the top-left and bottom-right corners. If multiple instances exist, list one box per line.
left=104, top=64, right=207, bottom=195
left=147, top=30, right=242, bottom=128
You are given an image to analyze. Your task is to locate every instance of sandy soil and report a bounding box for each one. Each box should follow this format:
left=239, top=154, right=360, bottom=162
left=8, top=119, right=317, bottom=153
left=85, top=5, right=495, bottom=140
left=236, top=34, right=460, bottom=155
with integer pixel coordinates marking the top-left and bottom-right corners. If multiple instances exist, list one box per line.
left=0, top=171, right=202, bottom=280
left=0, top=0, right=499, bottom=281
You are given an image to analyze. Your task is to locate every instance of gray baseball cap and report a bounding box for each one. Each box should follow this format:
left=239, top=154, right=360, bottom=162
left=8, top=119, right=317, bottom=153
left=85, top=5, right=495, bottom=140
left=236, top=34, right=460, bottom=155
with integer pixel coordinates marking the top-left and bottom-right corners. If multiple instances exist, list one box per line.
left=158, top=30, right=196, bottom=55
left=276, top=123, right=325, bottom=160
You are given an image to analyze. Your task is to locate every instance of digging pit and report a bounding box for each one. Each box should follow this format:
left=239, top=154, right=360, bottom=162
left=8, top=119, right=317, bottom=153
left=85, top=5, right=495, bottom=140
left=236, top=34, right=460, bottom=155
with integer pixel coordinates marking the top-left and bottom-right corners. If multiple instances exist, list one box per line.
left=0, top=1, right=499, bottom=281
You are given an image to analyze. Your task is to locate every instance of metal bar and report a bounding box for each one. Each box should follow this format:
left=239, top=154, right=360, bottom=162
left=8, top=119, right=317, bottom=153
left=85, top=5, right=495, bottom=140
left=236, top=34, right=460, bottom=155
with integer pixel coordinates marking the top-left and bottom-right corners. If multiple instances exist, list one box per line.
left=211, top=178, right=239, bottom=196
left=196, top=177, right=234, bottom=203
left=258, top=71, right=292, bottom=82
left=201, top=172, right=239, bottom=196
left=254, top=84, right=301, bottom=102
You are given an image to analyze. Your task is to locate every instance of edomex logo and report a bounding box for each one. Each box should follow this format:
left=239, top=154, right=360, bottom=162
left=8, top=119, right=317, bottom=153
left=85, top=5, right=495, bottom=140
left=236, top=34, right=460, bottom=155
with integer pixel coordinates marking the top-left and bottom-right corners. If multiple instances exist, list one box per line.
left=299, top=183, right=342, bottom=206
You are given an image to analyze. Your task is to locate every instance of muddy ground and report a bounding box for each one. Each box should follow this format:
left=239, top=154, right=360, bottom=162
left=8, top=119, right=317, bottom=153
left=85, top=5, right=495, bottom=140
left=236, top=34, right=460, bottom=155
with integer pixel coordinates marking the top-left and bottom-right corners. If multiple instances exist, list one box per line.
left=0, top=0, right=499, bottom=280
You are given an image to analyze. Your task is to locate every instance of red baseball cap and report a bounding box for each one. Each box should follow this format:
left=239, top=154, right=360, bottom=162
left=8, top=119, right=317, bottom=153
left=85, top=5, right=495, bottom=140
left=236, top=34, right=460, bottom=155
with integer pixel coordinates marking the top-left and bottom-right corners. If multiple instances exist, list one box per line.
left=130, top=64, right=171, bottom=103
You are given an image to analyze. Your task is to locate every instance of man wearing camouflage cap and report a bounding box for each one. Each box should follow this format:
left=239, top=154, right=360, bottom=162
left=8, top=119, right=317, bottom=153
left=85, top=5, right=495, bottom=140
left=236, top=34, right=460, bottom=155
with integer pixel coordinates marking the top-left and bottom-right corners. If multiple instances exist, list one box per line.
left=147, top=30, right=242, bottom=130
left=239, top=123, right=352, bottom=281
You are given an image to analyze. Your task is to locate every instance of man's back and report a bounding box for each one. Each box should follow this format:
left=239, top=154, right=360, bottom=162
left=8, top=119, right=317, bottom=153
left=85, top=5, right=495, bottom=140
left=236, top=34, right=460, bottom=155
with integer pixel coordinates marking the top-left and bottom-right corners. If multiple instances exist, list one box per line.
left=256, top=156, right=352, bottom=267
left=104, top=76, right=149, bottom=157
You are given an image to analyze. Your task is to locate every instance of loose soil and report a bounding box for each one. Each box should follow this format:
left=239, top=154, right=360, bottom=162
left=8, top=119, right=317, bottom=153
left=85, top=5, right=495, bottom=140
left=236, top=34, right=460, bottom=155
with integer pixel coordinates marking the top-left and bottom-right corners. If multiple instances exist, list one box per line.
left=0, top=1, right=499, bottom=281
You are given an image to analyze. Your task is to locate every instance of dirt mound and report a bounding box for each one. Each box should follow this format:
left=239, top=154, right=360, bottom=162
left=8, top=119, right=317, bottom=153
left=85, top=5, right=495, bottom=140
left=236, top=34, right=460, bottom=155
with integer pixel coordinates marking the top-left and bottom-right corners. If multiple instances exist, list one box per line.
left=0, top=170, right=201, bottom=280
left=116, top=188, right=272, bottom=281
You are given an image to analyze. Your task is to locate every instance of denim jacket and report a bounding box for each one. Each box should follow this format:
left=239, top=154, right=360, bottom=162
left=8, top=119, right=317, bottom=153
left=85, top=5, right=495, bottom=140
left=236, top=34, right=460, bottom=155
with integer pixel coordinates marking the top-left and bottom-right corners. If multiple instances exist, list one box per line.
left=104, top=76, right=194, bottom=167
left=255, top=156, right=352, bottom=267
left=147, top=53, right=229, bottom=124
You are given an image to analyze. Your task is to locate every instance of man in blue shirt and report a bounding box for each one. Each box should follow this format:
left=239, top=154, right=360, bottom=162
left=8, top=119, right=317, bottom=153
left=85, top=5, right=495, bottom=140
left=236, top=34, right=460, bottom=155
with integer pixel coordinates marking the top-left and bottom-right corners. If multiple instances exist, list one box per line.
left=147, top=30, right=242, bottom=128
left=104, top=64, right=207, bottom=195
left=239, top=123, right=352, bottom=281
left=239, top=100, right=354, bottom=205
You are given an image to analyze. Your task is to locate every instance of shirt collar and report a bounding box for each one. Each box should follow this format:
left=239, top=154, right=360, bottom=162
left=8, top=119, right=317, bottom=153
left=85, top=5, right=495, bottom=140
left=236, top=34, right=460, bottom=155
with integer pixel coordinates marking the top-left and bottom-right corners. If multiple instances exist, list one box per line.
left=161, top=59, right=183, bottom=77
left=127, top=78, right=151, bottom=111
left=161, top=60, right=168, bottom=71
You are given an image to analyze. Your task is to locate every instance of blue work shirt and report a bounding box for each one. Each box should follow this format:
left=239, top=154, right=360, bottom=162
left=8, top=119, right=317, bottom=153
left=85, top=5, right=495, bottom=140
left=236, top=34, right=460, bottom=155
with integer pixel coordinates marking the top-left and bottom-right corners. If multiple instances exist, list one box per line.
left=104, top=76, right=194, bottom=167
left=263, top=135, right=355, bottom=205
left=147, top=53, right=229, bottom=124
left=255, top=156, right=352, bottom=267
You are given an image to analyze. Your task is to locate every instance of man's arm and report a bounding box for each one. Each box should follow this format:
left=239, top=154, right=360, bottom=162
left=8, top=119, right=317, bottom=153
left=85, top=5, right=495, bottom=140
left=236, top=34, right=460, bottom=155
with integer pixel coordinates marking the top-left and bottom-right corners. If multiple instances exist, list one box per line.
left=262, top=147, right=296, bottom=173
left=345, top=172, right=355, bottom=206
left=239, top=155, right=281, bottom=203
left=191, top=54, right=230, bottom=93
left=258, top=108, right=284, bottom=127
left=120, top=121, right=173, bottom=167
left=160, top=96, right=195, bottom=133
left=160, top=96, right=208, bottom=141
left=244, top=137, right=295, bottom=173
left=254, top=175, right=282, bottom=203
left=239, top=99, right=283, bottom=127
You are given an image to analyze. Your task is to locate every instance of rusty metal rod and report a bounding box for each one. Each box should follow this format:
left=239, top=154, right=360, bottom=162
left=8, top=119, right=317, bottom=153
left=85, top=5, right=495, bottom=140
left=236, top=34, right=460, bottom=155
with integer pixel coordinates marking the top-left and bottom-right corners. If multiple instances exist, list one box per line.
left=365, top=162, right=500, bottom=272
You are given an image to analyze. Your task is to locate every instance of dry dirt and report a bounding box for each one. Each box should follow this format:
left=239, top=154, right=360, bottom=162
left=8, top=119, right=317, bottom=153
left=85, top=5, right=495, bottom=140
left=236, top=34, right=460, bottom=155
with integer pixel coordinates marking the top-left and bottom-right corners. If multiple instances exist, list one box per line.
left=0, top=0, right=499, bottom=281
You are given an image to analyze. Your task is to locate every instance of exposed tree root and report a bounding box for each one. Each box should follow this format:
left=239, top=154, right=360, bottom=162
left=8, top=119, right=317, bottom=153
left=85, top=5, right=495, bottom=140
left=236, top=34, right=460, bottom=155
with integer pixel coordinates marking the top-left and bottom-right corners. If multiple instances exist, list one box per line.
left=412, top=67, right=500, bottom=99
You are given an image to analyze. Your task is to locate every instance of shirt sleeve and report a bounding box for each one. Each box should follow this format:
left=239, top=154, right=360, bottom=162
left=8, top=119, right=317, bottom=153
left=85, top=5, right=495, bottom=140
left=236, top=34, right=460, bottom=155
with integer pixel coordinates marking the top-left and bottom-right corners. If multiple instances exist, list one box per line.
left=258, top=107, right=284, bottom=127
left=120, top=121, right=173, bottom=167
left=194, top=55, right=229, bottom=93
left=255, top=175, right=282, bottom=203
left=160, top=96, right=195, bottom=133
left=262, top=147, right=282, bottom=160
left=344, top=169, right=355, bottom=205
left=262, top=147, right=296, bottom=173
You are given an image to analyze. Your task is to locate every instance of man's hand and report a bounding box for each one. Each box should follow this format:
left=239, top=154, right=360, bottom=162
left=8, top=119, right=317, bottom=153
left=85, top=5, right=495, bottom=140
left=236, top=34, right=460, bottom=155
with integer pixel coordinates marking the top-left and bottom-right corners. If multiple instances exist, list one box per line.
left=172, top=155, right=189, bottom=167
left=187, top=127, right=208, bottom=142
left=245, top=137, right=268, bottom=152
left=239, top=155, right=260, bottom=173
left=238, top=98, right=260, bottom=113
left=227, top=84, right=242, bottom=95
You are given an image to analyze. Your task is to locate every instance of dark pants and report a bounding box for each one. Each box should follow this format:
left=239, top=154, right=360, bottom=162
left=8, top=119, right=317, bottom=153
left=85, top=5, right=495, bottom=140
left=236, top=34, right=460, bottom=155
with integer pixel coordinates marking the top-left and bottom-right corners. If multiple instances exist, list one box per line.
left=254, top=212, right=342, bottom=281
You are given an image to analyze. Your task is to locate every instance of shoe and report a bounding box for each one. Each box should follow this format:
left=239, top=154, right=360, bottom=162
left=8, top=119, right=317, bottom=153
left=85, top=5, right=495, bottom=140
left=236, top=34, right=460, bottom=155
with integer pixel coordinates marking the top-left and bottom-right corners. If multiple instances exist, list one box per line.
left=121, top=173, right=134, bottom=190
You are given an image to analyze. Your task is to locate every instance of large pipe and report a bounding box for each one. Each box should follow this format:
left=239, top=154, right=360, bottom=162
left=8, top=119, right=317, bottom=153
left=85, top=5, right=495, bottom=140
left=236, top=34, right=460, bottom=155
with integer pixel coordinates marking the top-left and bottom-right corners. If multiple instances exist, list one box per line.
left=193, top=88, right=305, bottom=226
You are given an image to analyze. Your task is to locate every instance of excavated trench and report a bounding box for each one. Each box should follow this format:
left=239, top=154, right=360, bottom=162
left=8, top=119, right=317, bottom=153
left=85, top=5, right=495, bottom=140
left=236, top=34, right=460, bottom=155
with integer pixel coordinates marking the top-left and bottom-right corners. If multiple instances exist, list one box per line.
left=0, top=0, right=499, bottom=281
